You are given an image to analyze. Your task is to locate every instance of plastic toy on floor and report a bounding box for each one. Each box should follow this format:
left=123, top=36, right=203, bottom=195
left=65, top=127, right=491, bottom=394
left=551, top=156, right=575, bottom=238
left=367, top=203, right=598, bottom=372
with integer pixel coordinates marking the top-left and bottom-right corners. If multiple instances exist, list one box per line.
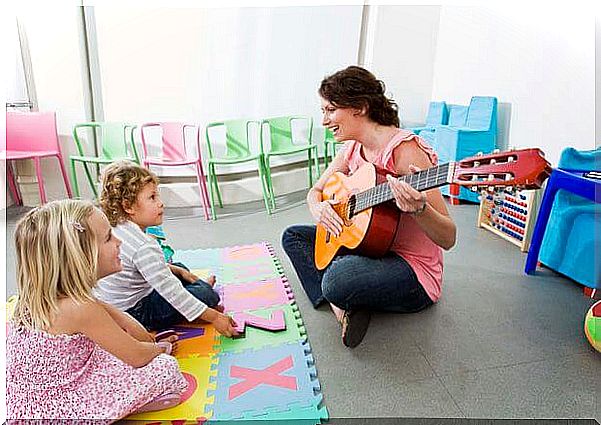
left=585, top=301, right=600, bottom=352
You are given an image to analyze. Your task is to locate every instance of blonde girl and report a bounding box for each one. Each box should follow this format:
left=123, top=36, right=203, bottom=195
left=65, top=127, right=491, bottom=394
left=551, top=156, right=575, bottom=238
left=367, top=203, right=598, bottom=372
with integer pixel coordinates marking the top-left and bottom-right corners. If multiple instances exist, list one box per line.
left=7, top=200, right=187, bottom=422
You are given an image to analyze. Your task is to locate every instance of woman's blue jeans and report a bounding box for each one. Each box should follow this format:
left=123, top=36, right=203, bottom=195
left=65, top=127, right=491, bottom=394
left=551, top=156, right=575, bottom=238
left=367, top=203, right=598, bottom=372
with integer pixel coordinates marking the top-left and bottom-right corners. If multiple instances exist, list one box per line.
left=281, top=224, right=433, bottom=312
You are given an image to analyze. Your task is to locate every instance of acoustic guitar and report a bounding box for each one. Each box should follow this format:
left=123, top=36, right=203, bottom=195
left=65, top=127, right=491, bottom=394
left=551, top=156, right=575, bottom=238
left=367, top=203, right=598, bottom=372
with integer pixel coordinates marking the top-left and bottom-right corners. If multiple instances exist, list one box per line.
left=315, top=148, right=552, bottom=270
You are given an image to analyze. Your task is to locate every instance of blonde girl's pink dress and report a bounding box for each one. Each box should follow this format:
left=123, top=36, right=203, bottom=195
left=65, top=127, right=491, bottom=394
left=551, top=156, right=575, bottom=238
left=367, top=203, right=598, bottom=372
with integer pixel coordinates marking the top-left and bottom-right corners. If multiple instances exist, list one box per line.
left=6, top=324, right=187, bottom=423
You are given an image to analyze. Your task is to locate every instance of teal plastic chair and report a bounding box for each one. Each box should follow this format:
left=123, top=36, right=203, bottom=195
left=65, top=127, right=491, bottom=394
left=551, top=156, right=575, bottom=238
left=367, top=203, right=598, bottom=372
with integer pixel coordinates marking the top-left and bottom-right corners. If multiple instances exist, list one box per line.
left=205, top=120, right=273, bottom=219
left=323, top=128, right=345, bottom=168
left=526, top=147, right=601, bottom=288
left=407, top=101, right=449, bottom=135
left=70, top=122, right=139, bottom=198
left=262, top=116, right=319, bottom=209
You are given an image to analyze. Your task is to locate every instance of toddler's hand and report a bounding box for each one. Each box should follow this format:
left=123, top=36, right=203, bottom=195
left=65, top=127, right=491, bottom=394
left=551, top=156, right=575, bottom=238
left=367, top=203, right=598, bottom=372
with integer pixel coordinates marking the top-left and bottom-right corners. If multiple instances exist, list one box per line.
left=181, top=269, right=200, bottom=285
left=212, top=313, right=239, bottom=338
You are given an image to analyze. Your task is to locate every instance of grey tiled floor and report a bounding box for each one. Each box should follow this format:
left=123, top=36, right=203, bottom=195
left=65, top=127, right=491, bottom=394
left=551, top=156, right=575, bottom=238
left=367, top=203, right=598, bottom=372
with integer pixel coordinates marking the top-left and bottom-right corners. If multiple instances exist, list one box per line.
left=4, top=192, right=600, bottom=420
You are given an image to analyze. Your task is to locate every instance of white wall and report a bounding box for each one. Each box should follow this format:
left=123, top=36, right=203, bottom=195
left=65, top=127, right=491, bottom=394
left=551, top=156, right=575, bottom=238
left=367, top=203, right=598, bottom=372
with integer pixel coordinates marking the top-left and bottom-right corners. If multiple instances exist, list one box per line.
left=431, top=5, right=595, bottom=165
left=369, top=5, right=441, bottom=128
left=94, top=6, right=362, bottom=175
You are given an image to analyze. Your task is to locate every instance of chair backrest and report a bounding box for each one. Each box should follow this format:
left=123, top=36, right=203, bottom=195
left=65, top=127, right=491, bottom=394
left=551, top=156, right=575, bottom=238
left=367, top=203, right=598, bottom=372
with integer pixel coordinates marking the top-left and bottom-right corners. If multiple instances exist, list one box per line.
left=558, top=147, right=601, bottom=172
left=6, top=111, right=61, bottom=153
left=425, top=101, right=449, bottom=126
left=465, top=96, right=498, bottom=131
left=141, top=122, right=199, bottom=162
left=263, top=116, right=313, bottom=153
left=205, top=120, right=258, bottom=160
left=447, top=104, right=468, bottom=127
left=73, top=122, right=138, bottom=161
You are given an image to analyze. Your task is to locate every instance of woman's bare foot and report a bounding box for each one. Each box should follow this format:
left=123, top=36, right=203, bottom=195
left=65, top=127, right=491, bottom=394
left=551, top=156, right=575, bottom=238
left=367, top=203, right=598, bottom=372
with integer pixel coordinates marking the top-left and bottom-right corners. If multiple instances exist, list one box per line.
left=207, top=275, right=217, bottom=287
left=329, top=303, right=345, bottom=324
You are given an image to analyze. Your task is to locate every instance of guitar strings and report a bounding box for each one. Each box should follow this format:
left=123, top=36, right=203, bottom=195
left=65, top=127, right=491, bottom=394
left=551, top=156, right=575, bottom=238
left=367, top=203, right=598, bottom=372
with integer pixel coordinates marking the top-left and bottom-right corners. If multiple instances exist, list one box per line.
left=351, top=163, right=452, bottom=216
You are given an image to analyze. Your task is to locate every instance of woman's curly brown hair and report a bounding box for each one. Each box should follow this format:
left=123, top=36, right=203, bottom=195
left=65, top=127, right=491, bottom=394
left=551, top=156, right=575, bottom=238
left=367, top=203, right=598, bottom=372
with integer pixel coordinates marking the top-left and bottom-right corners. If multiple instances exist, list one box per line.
left=319, top=65, right=400, bottom=127
left=100, top=161, right=159, bottom=226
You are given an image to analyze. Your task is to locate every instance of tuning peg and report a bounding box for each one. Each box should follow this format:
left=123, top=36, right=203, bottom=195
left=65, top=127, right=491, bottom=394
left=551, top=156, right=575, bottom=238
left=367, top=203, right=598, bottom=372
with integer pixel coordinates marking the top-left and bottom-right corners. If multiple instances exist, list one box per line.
left=488, top=174, right=495, bottom=180
left=474, top=161, right=480, bottom=167
left=509, top=146, right=516, bottom=151
left=493, top=149, right=500, bottom=154
left=471, top=186, right=478, bottom=192
left=476, top=152, right=483, bottom=156
left=490, top=159, right=497, bottom=165
left=505, top=174, right=512, bottom=181
left=487, top=186, right=495, bottom=192
left=507, top=156, right=515, bottom=162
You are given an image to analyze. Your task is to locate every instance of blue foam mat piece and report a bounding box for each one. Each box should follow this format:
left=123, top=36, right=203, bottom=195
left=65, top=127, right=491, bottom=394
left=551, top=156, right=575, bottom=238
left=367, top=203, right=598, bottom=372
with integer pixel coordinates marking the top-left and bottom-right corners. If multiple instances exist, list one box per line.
left=209, top=342, right=321, bottom=420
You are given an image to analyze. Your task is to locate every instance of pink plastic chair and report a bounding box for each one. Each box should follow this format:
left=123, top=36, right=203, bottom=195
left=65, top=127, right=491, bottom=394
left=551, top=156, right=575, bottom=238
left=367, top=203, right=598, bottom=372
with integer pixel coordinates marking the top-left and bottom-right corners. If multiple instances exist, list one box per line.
left=140, top=122, right=211, bottom=220
left=5, top=111, right=73, bottom=205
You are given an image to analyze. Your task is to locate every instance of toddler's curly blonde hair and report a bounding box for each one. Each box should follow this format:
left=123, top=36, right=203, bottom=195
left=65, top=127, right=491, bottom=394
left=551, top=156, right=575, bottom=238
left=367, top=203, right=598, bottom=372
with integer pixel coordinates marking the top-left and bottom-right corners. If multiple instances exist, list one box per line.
left=100, top=161, right=159, bottom=226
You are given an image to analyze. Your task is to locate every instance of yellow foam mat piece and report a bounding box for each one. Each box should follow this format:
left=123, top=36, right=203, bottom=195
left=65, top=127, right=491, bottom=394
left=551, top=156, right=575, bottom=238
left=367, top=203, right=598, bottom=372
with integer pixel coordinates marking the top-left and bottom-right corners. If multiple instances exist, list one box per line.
left=125, top=355, right=217, bottom=422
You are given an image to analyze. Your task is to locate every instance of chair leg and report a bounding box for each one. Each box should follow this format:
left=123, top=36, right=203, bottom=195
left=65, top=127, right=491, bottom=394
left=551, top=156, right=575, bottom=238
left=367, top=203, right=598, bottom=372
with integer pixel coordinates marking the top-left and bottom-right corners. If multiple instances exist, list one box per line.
left=211, top=165, right=223, bottom=208
left=33, top=158, right=47, bottom=205
left=307, top=149, right=313, bottom=187
left=56, top=155, right=73, bottom=199
left=194, top=161, right=211, bottom=221
left=82, top=161, right=98, bottom=198
left=263, top=155, right=276, bottom=210
left=197, top=161, right=212, bottom=220
left=6, top=161, right=23, bottom=206
left=257, top=158, right=273, bottom=215
left=70, top=159, right=81, bottom=199
left=207, top=165, right=219, bottom=220
left=323, top=143, right=329, bottom=169
left=524, top=172, right=559, bottom=275
left=313, top=146, right=320, bottom=178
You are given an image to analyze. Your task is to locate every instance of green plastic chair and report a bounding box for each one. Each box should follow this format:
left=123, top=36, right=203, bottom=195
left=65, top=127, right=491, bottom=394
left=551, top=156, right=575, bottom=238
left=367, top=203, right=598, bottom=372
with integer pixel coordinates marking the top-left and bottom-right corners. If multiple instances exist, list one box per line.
left=205, top=120, right=273, bottom=219
left=70, top=122, right=139, bottom=198
left=262, top=116, right=319, bottom=209
left=322, top=127, right=345, bottom=168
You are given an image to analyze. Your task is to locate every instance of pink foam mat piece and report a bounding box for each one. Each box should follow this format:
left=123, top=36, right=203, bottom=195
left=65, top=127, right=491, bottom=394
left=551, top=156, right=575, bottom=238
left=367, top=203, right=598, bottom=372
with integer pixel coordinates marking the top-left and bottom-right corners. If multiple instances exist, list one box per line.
left=222, top=277, right=293, bottom=312
left=231, top=309, right=287, bottom=334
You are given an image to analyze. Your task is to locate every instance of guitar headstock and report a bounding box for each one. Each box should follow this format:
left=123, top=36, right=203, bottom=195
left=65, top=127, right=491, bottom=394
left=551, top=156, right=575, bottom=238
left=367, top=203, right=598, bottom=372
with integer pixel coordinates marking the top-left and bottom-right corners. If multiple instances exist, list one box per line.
left=452, top=148, right=552, bottom=191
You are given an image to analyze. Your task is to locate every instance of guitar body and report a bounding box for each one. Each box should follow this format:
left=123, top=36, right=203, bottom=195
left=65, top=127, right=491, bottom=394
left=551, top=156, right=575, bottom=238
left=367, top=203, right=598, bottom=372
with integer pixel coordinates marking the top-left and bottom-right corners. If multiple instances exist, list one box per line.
left=315, top=163, right=400, bottom=270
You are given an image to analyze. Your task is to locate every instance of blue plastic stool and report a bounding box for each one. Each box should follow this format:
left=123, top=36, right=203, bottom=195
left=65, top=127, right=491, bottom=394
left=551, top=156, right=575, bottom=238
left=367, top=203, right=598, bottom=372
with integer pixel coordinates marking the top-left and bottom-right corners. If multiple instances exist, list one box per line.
left=524, top=168, right=601, bottom=284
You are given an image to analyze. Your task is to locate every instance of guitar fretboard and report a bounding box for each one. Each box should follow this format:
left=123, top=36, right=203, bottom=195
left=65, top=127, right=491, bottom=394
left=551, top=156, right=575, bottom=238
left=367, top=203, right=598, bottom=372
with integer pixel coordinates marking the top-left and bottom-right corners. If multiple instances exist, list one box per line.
left=351, top=162, right=454, bottom=215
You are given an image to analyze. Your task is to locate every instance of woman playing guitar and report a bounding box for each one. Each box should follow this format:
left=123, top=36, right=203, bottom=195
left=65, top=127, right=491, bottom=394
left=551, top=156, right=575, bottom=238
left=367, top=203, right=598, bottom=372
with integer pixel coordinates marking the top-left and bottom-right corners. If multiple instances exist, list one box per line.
left=282, top=66, right=457, bottom=348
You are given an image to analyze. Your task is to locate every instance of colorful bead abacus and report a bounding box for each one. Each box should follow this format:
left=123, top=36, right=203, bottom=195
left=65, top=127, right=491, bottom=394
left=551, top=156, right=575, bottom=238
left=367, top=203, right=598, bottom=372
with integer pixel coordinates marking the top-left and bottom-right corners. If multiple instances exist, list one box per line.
left=477, top=188, right=542, bottom=252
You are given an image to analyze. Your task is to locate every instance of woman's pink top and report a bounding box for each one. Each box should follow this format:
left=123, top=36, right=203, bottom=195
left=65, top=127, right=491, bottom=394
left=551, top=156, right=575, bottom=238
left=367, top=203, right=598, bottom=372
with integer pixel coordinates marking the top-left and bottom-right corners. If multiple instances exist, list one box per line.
left=6, top=324, right=187, bottom=422
left=344, top=129, right=443, bottom=302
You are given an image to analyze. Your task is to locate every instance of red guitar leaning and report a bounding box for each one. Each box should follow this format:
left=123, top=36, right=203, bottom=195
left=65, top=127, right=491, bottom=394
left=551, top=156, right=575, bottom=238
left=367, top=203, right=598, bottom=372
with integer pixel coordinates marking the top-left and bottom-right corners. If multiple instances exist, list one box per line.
left=314, top=148, right=552, bottom=270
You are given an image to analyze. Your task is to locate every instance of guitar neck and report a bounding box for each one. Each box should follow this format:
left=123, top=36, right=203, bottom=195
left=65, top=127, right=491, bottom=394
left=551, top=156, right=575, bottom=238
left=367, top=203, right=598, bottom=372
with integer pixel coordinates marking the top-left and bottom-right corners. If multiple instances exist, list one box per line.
left=353, top=162, right=455, bottom=214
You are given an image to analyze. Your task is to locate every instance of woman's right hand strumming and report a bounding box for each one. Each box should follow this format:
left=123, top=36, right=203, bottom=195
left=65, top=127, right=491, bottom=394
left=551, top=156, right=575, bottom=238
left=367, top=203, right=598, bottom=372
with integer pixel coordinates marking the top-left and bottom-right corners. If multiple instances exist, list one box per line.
left=310, top=196, right=344, bottom=237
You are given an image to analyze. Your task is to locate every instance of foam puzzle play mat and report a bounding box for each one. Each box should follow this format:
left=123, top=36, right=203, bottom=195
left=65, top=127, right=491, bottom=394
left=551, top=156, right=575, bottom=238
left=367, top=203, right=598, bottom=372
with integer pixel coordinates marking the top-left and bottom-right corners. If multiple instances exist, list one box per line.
left=125, top=241, right=328, bottom=424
